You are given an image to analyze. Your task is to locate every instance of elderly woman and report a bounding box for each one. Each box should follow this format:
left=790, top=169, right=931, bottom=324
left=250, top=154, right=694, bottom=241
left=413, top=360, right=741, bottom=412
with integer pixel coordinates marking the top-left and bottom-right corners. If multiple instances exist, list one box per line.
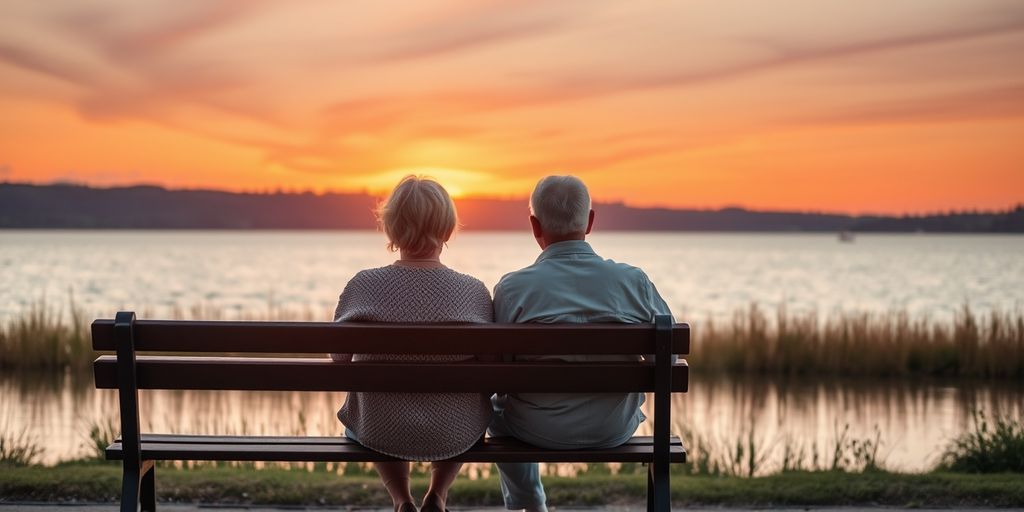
left=331, top=175, right=492, bottom=512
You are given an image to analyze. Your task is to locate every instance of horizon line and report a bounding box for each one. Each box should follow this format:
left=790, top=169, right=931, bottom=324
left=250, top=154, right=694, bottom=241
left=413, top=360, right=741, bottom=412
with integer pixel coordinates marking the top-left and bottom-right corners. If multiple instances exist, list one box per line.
left=3, top=179, right=1021, bottom=219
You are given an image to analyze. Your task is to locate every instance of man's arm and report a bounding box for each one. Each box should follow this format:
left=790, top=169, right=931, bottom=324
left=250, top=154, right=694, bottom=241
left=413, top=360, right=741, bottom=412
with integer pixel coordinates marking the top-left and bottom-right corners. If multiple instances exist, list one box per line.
left=492, top=279, right=513, bottom=324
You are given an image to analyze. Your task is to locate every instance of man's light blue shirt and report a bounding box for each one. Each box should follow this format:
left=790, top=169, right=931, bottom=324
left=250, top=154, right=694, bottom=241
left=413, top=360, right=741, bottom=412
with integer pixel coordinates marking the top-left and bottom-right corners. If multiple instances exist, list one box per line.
left=492, top=239, right=673, bottom=449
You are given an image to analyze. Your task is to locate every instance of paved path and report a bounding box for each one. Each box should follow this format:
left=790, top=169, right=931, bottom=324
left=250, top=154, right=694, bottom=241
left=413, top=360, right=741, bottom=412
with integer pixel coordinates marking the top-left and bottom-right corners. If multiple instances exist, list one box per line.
left=4, top=505, right=1024, bottom=512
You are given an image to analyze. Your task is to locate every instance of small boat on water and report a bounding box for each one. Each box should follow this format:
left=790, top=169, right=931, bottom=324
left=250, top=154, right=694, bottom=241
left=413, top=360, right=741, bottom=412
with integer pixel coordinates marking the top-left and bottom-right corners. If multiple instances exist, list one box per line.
left=838, top=230, right=855, bottom=243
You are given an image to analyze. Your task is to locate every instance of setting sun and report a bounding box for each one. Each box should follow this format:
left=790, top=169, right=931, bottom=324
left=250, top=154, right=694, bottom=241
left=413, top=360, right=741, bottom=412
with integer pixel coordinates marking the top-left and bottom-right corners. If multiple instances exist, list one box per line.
left=347, top=167, right=500, bottom=199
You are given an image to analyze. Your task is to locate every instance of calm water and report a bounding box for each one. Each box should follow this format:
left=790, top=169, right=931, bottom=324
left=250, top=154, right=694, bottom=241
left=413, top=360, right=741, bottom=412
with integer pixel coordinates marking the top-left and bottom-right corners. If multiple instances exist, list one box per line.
left=2, top=230, right=1023, bottom=469
left=2, top=231, right=1022, bottom=321
left=3, top=371, right=1022, bottom=471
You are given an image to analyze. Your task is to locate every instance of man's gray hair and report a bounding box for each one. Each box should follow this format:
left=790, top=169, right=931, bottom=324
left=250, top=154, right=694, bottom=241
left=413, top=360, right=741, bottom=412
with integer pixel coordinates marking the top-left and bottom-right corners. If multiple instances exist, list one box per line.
left=530, top=175, right=591, bottom=236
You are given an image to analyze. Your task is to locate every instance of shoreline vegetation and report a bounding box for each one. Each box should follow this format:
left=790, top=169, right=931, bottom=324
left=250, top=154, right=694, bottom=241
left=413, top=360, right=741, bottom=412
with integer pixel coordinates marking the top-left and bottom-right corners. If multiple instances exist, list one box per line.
left=2, top=299, right=1021, bottom=378
left=2, top=300, right=1022, bottom=506
left=1, top=412, right=1022, bottom=506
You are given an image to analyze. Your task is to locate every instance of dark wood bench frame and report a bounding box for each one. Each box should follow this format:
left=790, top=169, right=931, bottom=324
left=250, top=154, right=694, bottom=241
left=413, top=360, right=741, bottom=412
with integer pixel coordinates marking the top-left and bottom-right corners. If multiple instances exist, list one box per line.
left=92, top=312, right=689, bottom=512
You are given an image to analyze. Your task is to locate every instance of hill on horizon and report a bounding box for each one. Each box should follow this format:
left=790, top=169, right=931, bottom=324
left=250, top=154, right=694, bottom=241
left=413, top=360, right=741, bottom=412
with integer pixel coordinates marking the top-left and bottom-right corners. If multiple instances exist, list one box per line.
left=1, top=182, right=1021, bottom=232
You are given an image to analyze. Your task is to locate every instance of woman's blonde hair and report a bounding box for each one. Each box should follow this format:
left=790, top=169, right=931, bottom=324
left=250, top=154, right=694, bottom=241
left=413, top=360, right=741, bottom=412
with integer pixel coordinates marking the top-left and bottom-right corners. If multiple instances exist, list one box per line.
left=377, top=175, right=457, bottom=256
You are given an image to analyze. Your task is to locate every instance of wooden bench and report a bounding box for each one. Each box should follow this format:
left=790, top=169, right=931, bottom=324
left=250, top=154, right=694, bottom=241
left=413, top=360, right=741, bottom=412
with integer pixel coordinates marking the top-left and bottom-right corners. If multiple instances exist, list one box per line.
left=92, top=312, right=690, bottom=512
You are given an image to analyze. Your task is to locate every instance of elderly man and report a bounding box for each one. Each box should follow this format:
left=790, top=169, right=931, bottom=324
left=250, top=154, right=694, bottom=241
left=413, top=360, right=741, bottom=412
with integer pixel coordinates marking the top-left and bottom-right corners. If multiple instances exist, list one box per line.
left=490, top=175, right=673, bottom=512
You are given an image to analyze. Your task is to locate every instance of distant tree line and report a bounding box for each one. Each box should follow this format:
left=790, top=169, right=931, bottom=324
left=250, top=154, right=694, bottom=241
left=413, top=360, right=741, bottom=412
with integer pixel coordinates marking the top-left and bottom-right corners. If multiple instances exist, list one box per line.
left=1, top=182, right=1021, bottom=232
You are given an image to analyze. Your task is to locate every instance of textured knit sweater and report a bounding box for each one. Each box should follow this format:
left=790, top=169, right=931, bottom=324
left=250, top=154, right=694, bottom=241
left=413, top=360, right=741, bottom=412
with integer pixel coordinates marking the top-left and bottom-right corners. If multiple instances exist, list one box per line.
left=331, top=264, right=494, bottom=461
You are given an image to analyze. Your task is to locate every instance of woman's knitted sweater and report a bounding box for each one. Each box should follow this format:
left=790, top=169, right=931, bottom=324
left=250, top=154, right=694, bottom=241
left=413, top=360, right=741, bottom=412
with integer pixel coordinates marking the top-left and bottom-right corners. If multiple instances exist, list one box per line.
left=332, top=264, right=493, bottom=461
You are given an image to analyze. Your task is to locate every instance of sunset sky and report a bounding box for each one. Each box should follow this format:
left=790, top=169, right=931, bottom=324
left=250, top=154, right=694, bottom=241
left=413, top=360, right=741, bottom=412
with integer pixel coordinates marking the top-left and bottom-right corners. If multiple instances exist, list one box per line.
left=1, top=0, right=1022, bottom=213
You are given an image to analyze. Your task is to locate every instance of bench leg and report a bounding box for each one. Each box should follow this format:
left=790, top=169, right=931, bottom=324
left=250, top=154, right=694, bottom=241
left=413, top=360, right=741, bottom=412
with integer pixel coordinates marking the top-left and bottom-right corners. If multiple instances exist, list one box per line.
left=646, top=464, right=655, bottom=512
left=647, top=462, right=670, bottom=512
left=140, top=463, right=156, bottom=512
left=121, top=461, right=155, bottom=512
left=120, top=467, right=140, bottom=512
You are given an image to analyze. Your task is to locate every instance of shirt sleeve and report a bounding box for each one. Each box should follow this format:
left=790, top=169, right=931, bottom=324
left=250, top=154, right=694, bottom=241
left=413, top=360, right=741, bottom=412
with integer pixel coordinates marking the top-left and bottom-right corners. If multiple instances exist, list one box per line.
left=646, top=279, right=674, bottom=321
left=492, top=278, right=515, bottom=323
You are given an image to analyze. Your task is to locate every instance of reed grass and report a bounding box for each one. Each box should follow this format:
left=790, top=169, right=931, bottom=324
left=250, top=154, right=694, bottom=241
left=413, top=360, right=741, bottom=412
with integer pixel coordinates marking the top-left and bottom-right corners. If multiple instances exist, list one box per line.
left=3, top=299, right=1022, bottom=378
left=0, top=298, right=90, bottom=370
left=697, top=304, right=1024, bottom=378
left=0, top=414, right=43, bottom=467
left=672, top=422, right=885, bottom=477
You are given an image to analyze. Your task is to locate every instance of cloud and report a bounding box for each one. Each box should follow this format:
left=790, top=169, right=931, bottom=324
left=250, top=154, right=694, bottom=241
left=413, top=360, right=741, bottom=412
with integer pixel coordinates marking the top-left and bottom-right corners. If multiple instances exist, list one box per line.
left=57, top=1, right=266, bottom=60
left=0, top=42, right=94, bottom=85
left=546, top=14, right=1024, bottom=99
left=364, top=1, right=580, bottom=63
left=785, top=84, right=1024, bottom=127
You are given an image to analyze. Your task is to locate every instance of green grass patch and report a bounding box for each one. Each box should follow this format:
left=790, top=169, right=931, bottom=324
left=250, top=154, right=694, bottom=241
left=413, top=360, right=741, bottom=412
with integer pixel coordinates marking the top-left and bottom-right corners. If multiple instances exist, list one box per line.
left=2, top=462, right=1022, bottom=507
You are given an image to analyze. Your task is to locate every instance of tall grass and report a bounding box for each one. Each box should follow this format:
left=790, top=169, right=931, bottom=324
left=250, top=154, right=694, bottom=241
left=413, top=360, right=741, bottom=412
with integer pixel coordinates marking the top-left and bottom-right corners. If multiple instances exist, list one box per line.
left=674, top=423, right=885, bottom=477
left=1, top=414, right=43, bottom=467
left=0, top=298, right=321, bottom=370
left=0, top=298, right=90, bottom=370
left=939, top=411, right=1024, bottom=473
left=2, top=299, right=1022, bottom=377
left=698, top=304, right=1024, bottom=378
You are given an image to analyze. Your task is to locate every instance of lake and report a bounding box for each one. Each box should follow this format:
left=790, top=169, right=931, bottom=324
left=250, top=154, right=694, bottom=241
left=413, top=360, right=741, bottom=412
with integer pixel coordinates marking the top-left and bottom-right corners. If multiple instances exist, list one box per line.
left=4, top=371, right=1022, bottom=471
left=1, top=230, right=1023, bottom=469
left=2, top=231, right=1022, bottom=322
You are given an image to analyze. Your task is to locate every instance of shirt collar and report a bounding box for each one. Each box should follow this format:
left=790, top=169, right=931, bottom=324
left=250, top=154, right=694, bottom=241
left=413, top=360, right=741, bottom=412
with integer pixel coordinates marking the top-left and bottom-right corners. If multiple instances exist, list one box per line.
left=536, top=240, right=596, bottom=263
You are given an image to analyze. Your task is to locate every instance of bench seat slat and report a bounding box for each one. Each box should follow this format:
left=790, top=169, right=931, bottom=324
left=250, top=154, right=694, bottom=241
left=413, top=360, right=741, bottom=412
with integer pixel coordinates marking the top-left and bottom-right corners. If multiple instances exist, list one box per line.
left=106, top=437, right=686, bottom=463
left=91, top=320, right=690, bottom=355
left=130, top=434, right=676, bottom=447
left=93, top=356, right=689, bottom=393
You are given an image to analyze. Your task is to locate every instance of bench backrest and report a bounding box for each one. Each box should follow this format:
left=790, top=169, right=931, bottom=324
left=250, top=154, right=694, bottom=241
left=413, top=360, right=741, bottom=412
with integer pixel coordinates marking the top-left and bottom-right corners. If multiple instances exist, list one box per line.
left=92, top=311, right=688, bottom=471
left=92, top=313, right=689, bottom=393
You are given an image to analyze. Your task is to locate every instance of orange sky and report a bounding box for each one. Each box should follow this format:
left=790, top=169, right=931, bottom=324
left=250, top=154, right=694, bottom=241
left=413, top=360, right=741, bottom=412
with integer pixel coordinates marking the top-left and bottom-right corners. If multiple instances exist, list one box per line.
left=1, top=0, right=1022, bottom=214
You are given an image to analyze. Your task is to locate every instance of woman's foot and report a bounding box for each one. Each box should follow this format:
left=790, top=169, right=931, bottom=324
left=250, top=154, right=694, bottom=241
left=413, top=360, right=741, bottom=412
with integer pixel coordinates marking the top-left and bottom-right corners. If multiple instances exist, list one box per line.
left=419, top=494, right=447, bottom=512
left=395, top=503, right=417, bottom=512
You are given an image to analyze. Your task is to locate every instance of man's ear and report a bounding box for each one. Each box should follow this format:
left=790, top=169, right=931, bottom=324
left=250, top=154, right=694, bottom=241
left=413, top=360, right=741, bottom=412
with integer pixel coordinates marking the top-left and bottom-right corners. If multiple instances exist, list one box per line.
left=530, top=215, right=544, bottom=240
left=585, top=209, right=595, bottom=235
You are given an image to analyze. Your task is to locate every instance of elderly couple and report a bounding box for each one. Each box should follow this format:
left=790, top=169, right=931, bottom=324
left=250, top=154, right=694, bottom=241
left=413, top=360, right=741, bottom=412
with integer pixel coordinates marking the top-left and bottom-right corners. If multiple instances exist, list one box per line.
left=331, top=175, right=672, bottom=512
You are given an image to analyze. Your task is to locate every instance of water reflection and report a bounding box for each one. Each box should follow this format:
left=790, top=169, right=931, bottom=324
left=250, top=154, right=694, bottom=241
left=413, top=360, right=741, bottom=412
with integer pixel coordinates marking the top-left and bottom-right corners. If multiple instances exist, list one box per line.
left=4, top=370, right=1021, bottom=471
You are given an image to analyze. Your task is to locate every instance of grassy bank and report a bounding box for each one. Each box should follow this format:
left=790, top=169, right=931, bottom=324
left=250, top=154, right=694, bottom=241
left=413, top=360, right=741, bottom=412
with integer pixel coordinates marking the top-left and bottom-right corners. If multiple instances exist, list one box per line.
left=1, top=462, right=1022, bottom=507
left=3, top=300, right=1023, bottom=378
left=2, top=409, right=1022, bottom=506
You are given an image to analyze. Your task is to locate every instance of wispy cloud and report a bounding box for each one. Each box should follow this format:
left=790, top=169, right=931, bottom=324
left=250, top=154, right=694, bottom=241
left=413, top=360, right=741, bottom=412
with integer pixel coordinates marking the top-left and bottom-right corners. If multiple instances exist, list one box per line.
left=367, top=1, right=579, bottom=63
left=785, top=84, right=1024, bottom=127
left=541, top=13, right=1024, bottom=99
left=0, top=42, right=93, bottom=85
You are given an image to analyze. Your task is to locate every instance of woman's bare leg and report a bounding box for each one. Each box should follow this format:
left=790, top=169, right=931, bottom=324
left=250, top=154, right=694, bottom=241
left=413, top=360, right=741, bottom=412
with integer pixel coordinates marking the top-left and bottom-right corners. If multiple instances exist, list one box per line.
left=373, top=461, right=414, bottom=509
left=421, top=461, right=462, bottom=510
